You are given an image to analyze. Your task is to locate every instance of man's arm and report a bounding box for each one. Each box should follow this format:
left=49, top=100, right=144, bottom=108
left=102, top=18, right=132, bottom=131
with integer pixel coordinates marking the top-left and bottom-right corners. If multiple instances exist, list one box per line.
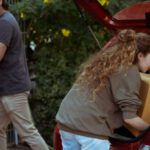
left=0, top=42, right=7, bottom=61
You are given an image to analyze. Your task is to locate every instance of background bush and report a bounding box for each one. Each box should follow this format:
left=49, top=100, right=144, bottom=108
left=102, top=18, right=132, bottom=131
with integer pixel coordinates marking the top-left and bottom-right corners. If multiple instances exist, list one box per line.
left=10, top=0, right=142, bottom=146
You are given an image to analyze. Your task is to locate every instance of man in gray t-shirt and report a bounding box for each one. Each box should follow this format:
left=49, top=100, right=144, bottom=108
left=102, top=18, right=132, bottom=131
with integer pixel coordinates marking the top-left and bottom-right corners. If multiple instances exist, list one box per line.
left=0, top=1, right=49, bottom=150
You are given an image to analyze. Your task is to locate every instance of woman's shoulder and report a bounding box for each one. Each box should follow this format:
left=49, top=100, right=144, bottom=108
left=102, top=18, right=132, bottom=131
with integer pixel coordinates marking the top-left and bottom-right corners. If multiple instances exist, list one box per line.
left=126, top=65, right=139, bottom=72
left=115, top=65, right=139, bottom=75
left=109, top=65, right=140, bottom=83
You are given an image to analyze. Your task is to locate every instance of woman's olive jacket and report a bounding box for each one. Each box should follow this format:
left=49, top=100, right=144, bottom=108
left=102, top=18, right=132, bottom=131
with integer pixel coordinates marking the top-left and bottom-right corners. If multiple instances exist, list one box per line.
left=56, top=65, right=141, bottom=139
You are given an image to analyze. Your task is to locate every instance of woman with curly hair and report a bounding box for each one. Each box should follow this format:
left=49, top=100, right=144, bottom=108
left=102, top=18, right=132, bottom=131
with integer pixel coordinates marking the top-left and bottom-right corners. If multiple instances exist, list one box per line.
left=56, top=29, right=150, bottom=150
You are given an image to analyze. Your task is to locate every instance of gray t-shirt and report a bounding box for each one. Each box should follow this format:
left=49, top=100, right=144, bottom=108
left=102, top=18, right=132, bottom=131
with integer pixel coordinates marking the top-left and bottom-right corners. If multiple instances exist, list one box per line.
left=0, top=11, right=31, bottom=96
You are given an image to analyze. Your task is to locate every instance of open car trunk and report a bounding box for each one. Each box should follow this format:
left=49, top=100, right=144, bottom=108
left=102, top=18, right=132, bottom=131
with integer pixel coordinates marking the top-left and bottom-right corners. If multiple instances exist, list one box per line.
left=74, top=0, right=150, bottom=33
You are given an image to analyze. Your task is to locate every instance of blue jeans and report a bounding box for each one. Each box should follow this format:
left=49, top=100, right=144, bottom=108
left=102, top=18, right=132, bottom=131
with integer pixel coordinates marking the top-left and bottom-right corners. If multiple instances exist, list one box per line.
left=139, top=144, right=150, bottom=150
left=60, top=130, right=110, bottom=150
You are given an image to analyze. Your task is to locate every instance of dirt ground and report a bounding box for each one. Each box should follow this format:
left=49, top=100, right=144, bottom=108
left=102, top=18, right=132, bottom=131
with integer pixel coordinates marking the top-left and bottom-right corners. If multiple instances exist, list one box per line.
left=8, top=144, right=31, bottom=150
left=8, top=144, right=53, bottom=150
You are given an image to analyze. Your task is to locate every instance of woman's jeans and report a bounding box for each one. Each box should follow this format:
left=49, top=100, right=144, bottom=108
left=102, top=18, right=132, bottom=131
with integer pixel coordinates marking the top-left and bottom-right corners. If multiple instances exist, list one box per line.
left=0, top=92, right=49, bottom=150
left=60, top=130, right=110, bottom=150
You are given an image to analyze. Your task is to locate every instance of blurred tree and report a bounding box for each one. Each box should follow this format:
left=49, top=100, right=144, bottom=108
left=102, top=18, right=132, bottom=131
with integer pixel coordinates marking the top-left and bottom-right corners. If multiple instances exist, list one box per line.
left=9, top=0, right=143, bottom=146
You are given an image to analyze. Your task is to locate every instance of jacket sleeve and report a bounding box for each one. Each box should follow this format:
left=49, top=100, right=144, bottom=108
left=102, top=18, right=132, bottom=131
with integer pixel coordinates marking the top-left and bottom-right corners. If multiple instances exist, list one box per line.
left=109, top=66, right=142, bottom=120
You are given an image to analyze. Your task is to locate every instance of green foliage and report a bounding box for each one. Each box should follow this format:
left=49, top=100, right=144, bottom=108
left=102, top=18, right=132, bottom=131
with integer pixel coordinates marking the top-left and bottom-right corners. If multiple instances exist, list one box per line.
left=10, top=0, right=142, bottom=146
left=10, top=0, right=111, bottom=146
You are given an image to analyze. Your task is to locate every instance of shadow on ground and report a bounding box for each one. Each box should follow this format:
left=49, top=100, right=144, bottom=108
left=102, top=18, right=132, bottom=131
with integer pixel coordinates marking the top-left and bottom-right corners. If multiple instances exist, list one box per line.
left=8, top=144, right=53, bottom=150
left=8, top=144, right=31, bottom=150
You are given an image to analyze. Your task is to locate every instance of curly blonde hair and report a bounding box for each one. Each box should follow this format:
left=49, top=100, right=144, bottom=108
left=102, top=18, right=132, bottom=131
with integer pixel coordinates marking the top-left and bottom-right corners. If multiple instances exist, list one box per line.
left=76, top=29, right=150, bottom=99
